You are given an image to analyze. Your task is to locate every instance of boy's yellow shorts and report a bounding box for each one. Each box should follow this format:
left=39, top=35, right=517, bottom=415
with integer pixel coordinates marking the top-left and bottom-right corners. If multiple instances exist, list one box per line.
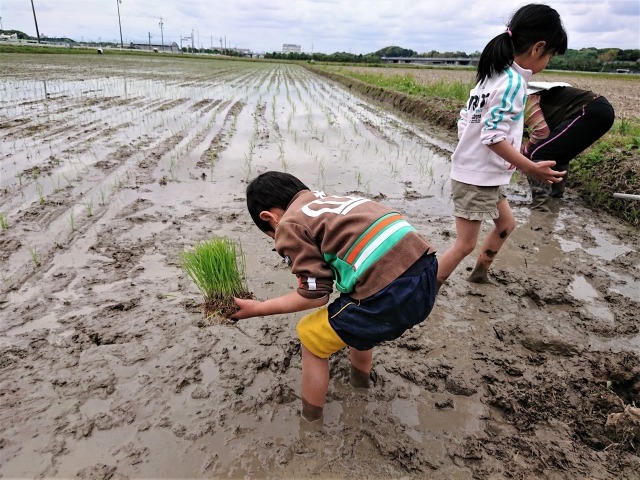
left=296, top=254, right=438, bottom=358
left=296, top=306, right=347, bottom=358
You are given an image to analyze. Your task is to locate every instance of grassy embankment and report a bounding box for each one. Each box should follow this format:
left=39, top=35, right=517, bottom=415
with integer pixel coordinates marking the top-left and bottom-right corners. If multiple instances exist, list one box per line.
left=569, top=119, right=640, bottom=226
left=310, top=65, right=640, bottom=227
left=306, top=65, right=468, bottom=132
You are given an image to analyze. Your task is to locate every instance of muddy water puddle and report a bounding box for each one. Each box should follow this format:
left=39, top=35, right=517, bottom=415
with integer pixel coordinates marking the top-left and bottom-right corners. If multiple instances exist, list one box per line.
left=1, top=55, right=639, bottom=479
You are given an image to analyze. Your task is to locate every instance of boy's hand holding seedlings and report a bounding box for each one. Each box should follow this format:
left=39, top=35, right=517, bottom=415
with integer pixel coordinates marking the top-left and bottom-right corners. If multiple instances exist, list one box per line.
left=488, top=140, right=565, bottom=184
left=231, top=291, right=328, bottom=319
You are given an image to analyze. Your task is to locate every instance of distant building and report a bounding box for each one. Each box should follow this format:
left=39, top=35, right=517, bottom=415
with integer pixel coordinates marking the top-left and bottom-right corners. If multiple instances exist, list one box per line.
left=0, top=33, right=18, bottom=41
left=234, top=48, right=252, bottom=56
left=283, top=44, right=301, bottom=53
left=381, top=56, right=479, bottom=66
left=129, top=42, right=180, bottom=53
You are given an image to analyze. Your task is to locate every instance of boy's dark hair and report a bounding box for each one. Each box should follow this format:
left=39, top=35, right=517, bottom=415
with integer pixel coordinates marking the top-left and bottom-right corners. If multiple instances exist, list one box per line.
left=476, top=4, right=567, bottom=84
left=246, top=171, right=309, bottom=232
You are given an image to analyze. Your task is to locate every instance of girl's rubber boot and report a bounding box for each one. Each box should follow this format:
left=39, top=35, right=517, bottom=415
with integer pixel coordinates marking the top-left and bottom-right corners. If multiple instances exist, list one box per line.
left=531, top=195, right=553, bottom=212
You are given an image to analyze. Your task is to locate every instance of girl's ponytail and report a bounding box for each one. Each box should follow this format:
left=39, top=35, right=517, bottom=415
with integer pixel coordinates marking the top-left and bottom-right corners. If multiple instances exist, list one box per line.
left=476, top=4, right=568, bottom=85
left=475, top=31, right=515, bottom=85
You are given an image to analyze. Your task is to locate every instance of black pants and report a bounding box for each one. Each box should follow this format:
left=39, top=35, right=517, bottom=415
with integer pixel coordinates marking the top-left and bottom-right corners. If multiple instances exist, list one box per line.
left=527, top=96, right=615, bottom=198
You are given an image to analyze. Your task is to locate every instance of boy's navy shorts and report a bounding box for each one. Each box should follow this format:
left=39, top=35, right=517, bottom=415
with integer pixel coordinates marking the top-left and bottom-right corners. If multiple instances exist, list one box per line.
left=296, top=253, right=437, bottom=357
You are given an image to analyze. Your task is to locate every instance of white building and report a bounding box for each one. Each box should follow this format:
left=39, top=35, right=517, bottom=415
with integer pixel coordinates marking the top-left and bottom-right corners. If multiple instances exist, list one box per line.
left=0, top=33, right=18, bottom=41
left=130, top=42, right=180, bottom=53
left=282, top=44, right=301, bottom=53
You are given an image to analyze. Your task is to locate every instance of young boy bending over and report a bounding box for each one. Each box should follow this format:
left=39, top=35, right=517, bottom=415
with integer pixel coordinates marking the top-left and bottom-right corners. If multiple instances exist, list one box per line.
left=231, top=172, right=437, bottom=421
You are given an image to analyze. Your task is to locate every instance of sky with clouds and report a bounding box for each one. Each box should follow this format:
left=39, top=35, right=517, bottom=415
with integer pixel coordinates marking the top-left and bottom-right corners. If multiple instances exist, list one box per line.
left=1, top=0, right=638, bottom=53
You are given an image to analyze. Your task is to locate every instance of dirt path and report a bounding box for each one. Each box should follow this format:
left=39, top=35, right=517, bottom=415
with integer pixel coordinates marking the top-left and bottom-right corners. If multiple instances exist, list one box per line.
left=1, top=55, right=639, bottom=479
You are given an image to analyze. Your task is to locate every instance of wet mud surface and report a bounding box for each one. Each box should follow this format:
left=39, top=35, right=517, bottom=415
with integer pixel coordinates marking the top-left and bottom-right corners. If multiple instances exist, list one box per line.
left=1, top=55, right=639, bottom=479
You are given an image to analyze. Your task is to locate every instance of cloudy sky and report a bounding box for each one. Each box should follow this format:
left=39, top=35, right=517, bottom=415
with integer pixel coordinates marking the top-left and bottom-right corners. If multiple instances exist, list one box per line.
left=1, top=0, right=638, bottom=53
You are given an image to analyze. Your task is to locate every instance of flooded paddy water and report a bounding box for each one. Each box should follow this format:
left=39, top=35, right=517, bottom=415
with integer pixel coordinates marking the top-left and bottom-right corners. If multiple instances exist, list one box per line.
left=0, top=54, right=639, bottom=479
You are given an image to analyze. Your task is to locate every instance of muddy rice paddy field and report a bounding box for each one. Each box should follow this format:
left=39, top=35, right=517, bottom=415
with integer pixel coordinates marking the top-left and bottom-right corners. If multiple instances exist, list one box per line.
left=337, top=66, right=640, bottom=119
left=1, top=54, right=639, bottom=479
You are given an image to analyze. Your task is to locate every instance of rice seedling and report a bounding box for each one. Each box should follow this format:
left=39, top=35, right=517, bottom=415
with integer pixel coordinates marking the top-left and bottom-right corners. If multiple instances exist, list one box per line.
left=180, top=237, right=251, bottom=320
left=69, top=210, right=75, bottom=232
left=99, top=188, right=106, bottom=206
left=317, top=157, right=326, bottom=190
left=355, top=169, right=362, bottom=187
left=27, top=244, right=40, bottom=267
left=83, top=198, right=94, bottom=217
left=36, top=183, right=45, bottom=205
left=0, top=213, right=8, bottom=230
left=17, top=172, right=23, bottom=186
left=364, top=180, right=372, bottom=196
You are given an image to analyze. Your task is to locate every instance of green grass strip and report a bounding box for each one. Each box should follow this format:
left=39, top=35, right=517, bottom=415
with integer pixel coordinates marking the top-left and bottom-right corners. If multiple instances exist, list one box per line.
left=331, top=68, right=474, bottom=102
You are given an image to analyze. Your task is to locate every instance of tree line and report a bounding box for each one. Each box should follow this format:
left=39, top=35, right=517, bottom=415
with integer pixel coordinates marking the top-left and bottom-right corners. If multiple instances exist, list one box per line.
left=3, top=29, right=638, bottom=72
left=265, top=46, right=639, bottom=71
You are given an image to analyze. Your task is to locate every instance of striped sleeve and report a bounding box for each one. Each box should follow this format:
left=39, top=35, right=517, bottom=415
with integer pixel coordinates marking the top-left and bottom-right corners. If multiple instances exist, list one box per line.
left=481, top=68, right=525, bottom=146
left=524, top=93, right=550, bottom=143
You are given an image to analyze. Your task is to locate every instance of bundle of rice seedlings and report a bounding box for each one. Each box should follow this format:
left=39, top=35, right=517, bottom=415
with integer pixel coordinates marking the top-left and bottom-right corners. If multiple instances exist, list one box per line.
left=181, top=237, right=251, bottom=320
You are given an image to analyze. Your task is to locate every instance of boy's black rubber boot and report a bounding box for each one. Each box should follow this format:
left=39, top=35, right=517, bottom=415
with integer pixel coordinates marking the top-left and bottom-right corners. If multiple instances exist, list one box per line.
left=350, top=365, right=370, bottom=389
left=301, top=397, right=323, bottom=422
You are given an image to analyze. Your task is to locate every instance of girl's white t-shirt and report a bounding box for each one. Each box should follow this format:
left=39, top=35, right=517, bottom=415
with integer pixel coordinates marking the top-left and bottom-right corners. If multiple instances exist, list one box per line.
left=451, top=62, right=533, bottom=187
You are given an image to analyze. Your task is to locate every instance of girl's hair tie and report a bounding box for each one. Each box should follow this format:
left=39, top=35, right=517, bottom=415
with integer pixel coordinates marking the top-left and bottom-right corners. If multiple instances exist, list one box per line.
left=506, top=27, right=513, bottom=37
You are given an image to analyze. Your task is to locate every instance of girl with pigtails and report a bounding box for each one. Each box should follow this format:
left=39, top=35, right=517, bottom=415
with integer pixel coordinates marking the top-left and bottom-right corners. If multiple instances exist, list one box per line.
left=437, top=4, right=568, bottom=289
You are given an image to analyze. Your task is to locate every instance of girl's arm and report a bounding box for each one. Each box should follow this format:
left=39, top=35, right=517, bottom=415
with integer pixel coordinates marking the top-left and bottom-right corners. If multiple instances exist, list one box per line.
left=488, top=140, right=565, bottom=183
left=230, top=291, right=329, bottom=319
left=458, top=106, right=470, bottom=140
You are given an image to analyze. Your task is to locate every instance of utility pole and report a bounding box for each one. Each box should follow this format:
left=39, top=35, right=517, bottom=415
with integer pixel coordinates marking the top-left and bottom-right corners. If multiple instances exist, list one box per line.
left=225, top=35, right=226, bottom=55
left=148, top=32, right=151, bottom=50
left=116, top=0, right=123, bottom=49
left=30, top=0, right=41, bottom=43
left=191, top=28, right=194, bottom=53
left=220, top=37, right=223, bottom=53
left=159, top=17, right=164, bottom=52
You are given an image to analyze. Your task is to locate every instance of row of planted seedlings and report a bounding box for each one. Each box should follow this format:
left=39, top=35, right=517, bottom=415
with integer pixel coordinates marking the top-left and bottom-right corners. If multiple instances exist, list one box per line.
left=293, top=66, right=445, bottom=194
left=179, top=72, right=281, bottom=321
left=309, top=67, right=443, bottom=182
left=1, top=71, right=238, bottom=210
left=0, top=69, right=249, bottom=289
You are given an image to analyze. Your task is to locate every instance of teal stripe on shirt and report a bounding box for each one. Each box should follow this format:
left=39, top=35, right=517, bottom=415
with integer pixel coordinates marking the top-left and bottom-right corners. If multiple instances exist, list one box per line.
left=485, top=68, right=522, bottom=131
left=485, top=68, right=513, bottom=130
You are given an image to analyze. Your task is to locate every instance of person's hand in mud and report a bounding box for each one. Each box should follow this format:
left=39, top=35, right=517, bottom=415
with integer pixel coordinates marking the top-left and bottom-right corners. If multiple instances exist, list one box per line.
left=230, top=291, right=328, bottom=320
left=525, top=160, right=566, bottom=184
left=230, top=297, right=263, bottom=320
left=487, top=140, right=566, bottom=185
